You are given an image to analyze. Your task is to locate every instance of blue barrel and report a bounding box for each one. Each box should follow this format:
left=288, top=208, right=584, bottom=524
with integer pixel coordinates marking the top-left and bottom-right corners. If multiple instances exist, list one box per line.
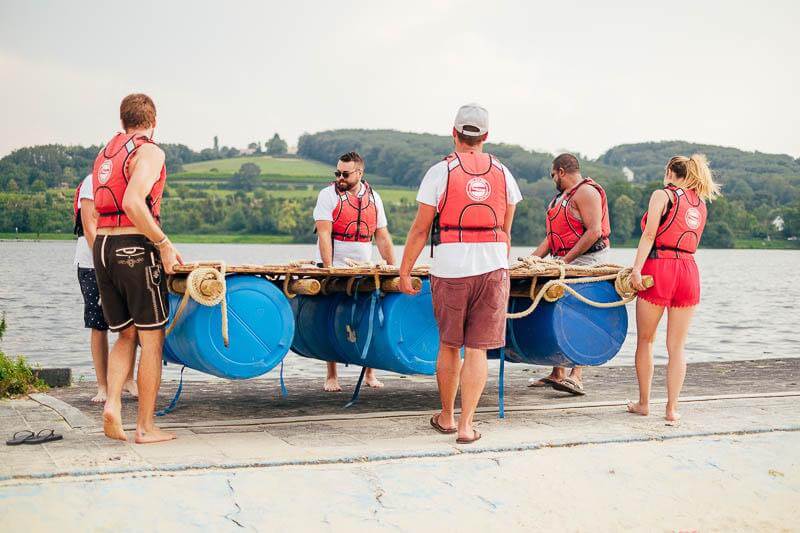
left=495, top=280, right=627, bottom=367
left=293, top=280, right=439, bottom=375
left=289, top=293, right=349, bottom=363
left=164, top=275, right=295, bottom=379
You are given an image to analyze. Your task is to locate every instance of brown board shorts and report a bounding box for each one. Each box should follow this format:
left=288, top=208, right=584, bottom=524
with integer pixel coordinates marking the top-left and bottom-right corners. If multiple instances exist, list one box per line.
left=430, top=268, right=509, bottom=350
left=93, top=234, right=170, bottom=332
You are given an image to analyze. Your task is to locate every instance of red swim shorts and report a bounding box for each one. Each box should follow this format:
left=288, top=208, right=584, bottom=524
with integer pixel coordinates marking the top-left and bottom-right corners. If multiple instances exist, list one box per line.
left=638, top=257, right=700, bottom=308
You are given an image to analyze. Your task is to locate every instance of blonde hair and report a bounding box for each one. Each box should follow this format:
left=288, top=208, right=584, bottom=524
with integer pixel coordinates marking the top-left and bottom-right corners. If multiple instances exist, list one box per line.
left=666, top=153, right=721, bottom=201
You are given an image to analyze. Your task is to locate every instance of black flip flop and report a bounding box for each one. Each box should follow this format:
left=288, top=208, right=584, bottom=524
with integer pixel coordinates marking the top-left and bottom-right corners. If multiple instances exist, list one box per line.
left=24, top=429, right=63, bottom=445
left=6, top=430, right=34, bottom=446
left=430, top=414, right=457, bottom=434
left=456, top=430, right=481, bottom=445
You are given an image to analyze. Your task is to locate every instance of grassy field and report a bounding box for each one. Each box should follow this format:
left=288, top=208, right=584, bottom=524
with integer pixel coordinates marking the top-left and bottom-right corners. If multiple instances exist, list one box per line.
left=182, top=156, right=331, bottom=176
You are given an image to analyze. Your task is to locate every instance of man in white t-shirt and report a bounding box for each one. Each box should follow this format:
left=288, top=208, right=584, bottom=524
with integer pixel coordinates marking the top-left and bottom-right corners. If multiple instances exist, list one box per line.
left=399, top=104, right=522, bottom=444
left=313, top=151, right=396, bottom=392
left=73, top=174, right=137, bottom=403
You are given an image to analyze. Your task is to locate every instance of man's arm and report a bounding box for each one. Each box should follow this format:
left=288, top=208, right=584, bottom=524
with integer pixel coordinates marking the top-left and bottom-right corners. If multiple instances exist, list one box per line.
left=374, top=227, right=396, bottom=265
left=122, top=143, right=182, bottom=274
left=531, top=237, right=550, bottom=258
left=316, top=221, right=334, bottom=267
left=80, top=198, right=98, bottom=249
left=398, top=204, right=436, bottom=295
left=562, top=187, right=603, bottom=264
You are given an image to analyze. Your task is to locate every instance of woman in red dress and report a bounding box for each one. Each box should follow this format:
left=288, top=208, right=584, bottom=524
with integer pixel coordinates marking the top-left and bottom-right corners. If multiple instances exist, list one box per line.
left=627, top=154, right=721, bottom=422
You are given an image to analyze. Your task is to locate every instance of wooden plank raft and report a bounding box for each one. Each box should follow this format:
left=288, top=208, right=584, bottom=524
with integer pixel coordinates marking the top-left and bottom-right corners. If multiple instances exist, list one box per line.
left=169, top=260, right=629, bottom=299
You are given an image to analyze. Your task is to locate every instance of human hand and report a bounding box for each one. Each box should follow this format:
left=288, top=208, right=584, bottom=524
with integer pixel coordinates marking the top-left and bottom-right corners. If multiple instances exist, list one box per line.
left=398, top=274, right=419, bottom=296
left=630, top=268, right=646, bottom=291
left=159, top=242, right=183, bottom=275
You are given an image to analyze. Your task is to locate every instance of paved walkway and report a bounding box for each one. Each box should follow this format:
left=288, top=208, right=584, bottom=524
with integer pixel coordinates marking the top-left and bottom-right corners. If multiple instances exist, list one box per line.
left=1, top=360, right=799, bottom=531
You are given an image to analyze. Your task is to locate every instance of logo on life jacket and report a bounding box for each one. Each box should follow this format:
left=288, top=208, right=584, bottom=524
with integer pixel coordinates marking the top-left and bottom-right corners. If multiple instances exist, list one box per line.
left=685, top=207, right=701, bottom=230
left=466, top=177, right=491, bottom=202
left=97, top=160, right=113, bottom=184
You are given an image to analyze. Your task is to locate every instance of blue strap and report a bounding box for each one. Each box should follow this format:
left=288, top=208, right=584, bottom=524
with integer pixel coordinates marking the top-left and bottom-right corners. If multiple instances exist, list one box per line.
left=359, top=290, right=379, bottom=361
left=279, top=359, right=288, bottom=398
left=498, top=347, right=506, bottom=419
left=344, top=366, right=368, bottom=408
left=156, top=365, right=185, bottom=417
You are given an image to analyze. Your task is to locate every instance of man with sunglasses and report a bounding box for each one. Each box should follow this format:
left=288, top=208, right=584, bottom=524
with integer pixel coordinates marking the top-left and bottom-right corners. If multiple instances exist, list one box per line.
left=313, top=151, right=396, bottom=392
left=527, top=153, right=612, bottom=396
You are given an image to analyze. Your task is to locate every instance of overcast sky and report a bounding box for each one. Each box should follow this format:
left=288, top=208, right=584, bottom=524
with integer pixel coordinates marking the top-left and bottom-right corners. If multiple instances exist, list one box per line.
left=1, top=0, right=798, bottom=159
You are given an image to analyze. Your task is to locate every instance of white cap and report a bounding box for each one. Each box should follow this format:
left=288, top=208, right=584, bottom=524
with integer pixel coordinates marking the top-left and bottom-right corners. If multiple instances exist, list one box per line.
left=453, top=103, right=489, bottom=136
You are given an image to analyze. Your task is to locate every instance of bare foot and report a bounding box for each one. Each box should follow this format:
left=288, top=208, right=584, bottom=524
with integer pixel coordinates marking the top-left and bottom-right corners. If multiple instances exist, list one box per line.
left=528, top=373, right=557, bottom=387
left=324, top=377, right=342, bottom=392
left=91, top=387, right=108, bottom=403
left=123, top=380, right=139, bottom=398
left=665, top=408, right=681, bottom=423
left=102, top=403, right=127, bottom=441
left=135, top=426, right=176, bottom=444
left=365, top=371, right=384, bottom=388
left=626, top=400, right=649, bottom=416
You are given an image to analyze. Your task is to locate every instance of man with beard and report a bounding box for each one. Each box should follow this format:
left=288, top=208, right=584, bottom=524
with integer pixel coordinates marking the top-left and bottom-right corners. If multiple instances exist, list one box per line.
left=528, top=153, right=612, bottom=396
left=313, top=151, right=396, bottom=392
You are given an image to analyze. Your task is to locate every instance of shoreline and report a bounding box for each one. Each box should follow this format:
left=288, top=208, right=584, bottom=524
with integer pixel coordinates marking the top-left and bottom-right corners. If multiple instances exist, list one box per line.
left=2, top=233, right=799, bottom=249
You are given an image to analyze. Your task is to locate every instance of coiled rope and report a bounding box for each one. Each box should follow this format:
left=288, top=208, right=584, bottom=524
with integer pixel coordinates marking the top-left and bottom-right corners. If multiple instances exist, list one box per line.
left=506, top=256, right=651, bottom=320
left=166, top=262, right=229, bottom=346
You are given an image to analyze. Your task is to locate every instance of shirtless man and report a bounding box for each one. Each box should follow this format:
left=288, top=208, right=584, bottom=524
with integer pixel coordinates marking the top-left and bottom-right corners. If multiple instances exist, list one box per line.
left=92, top=94, right=182, bottom=443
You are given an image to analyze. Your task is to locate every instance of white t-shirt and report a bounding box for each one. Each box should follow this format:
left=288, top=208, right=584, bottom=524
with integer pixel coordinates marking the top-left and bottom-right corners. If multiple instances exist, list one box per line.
left=313, top=182, right=388, bottom=266
left=417, top=157, right=522, bottom=278
left=73, top=174, right=94, bottom=269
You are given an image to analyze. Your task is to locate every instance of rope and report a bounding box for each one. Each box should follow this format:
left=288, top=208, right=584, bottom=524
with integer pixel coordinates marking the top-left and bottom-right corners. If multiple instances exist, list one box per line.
left=506, top=256, right=647, bottom=320
left=282, top=269, right=296, bottom=299
left=498, top=347, right=506, bottom=419
left=156, top=365, right=185, bottom=416
left=166, top=262, right=229, bottom=346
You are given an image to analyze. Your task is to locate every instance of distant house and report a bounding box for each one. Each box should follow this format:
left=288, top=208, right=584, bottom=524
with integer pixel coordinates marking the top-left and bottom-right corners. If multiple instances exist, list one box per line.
left=239, top=146, right=257, bottom=156
left=772, top=216, right=785, bottom=232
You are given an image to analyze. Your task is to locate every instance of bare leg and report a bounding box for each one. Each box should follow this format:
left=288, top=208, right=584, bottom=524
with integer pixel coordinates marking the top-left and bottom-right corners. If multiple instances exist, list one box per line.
left=364, top=368, right=384, bottom=388
left=90, top=329, right=109, bottom=403
left=123, top=332, right=139, bottom=397
left=102, top=325, right=137, bottom=440
left=435, top=344, right=461, bottom=430
left=627, top=298, right=664, bottom=416
left=457, top=347, right=488, bottom=440
left=665, top=306, right=695, bottom=422
left=134, top=328, right=174, bottom=444
left=324, top=361, right=342, bottom=392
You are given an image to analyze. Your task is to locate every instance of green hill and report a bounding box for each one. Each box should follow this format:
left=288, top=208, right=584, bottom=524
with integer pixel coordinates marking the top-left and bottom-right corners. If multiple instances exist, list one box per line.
left=183, top=155, right=331, bottom=176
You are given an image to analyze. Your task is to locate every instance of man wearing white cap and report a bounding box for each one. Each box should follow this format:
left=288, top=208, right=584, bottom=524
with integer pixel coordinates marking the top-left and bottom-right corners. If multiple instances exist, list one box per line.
left=399, top=104, right=522, bottom=444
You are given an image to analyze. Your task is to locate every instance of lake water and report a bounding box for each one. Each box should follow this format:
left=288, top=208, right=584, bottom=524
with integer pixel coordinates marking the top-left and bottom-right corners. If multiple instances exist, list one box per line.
left=0, top=241, right=797, bottom=382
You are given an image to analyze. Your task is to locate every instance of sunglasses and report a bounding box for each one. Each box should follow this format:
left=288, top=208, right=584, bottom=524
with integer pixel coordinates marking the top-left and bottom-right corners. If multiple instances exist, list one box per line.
left=334, top=169, right=360, bottom=178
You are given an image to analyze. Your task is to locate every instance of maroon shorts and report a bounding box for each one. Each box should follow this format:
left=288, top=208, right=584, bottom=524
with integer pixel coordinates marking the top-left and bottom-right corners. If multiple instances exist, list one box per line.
left=430, top=269, right=509, bottom=350
left=638, top=257, right=700, bottom=308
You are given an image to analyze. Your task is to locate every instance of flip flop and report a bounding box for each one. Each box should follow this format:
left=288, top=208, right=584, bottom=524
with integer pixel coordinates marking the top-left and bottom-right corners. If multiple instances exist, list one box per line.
left=456, top=430, right=481, bottom=444
left=528, top=376, right=559, bottom=388
left=24, top=429, right=63, bottom=445
left=6, top=430, right=34, bottom=446
left=430, top=414, right=457, bottom=434
left=551, top=377, right=586, bottom=396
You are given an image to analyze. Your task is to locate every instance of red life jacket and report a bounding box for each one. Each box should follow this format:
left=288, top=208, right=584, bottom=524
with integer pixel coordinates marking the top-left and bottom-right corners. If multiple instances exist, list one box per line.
left=432, top=152, right=508, bottom=249
left=72, top=183, right=84, bottom=237
left=641, top=185, right=706, bottom=259
left=92, top=133, right=166, bottom=229
left=545, top=178, right=611, bottom=257
left=331, top=181, right=378, bottom=242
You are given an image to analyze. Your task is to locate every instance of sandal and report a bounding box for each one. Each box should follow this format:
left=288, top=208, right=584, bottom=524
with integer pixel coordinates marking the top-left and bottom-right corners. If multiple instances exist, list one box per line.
left=456, top=430, right=482, bottom=444
left=6, top=430, right=34, bottom=446
left=430, top=414, right=457, bottom=434
left=528, top=376, right=560, bottom=388
left=551, top=377, right=586, bottom=396
left=24, top=429, right=63, bottom=444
